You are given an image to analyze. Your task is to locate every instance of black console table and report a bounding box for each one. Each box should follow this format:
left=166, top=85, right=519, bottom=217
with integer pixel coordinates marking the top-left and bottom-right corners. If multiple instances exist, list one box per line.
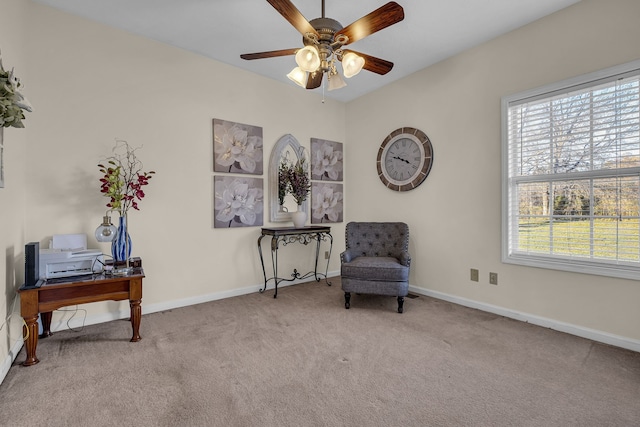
left=257, top=226, right=333, bottom=298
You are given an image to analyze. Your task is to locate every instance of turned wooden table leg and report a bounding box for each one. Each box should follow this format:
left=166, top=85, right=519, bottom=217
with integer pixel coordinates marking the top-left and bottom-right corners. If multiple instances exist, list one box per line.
left=130, top=299, right=141, bottom=342
left=20, top=288, right=40, bottom=366
left=129, top=276, right=142, bottom=342
left=22, top=315, right=40, bottom=366
left=40, top=311, right=53, bottom=338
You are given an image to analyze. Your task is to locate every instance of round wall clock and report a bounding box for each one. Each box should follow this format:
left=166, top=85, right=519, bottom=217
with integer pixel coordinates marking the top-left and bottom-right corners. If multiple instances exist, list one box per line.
left=377, top=127, right=433, bottom=191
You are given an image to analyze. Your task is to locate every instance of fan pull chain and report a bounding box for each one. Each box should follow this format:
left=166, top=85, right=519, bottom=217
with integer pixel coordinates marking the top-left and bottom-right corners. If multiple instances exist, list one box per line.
left=322, top=75, right=326, bottom=103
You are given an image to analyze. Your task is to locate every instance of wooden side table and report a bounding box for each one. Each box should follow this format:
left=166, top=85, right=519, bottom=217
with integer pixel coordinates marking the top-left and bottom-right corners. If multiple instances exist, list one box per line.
left=18, top=269, right=144, bottom=366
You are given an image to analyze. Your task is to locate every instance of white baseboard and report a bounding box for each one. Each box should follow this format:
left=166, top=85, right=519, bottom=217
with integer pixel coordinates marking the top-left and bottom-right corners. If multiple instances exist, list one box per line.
left=1, top=271, right=342, bottom=385
left=0, top=338, right=24, bottom=385
left=6, top=273, right=635, bottom=385
left=144, top=271, right=340, bottom=315
left=409, top=285, right=640, bottom=353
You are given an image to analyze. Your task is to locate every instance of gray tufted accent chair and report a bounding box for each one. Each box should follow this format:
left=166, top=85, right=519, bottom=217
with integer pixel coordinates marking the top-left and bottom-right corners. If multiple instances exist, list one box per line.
left=340, top=222, right=411, bottom=313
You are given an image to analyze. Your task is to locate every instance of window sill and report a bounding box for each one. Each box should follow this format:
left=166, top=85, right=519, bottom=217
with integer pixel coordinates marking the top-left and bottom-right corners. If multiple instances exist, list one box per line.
left=503, top=252, right=640, bottom=281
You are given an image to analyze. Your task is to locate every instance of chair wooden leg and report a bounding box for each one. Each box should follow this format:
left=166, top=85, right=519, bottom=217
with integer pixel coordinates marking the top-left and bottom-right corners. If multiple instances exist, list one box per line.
left=344, top=292, right=351, bottom=309
left=397, top=296, right=404, bottom=313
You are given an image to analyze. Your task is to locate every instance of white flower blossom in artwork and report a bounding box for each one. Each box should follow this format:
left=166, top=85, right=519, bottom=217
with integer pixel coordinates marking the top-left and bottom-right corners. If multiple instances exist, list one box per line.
left=214, top=120, right=263, bottom=174
left=214, top=177, right=263, bottom=227
left=312, top=183, right=343, bottom=223
left=311, top=139, right=343, bottom=181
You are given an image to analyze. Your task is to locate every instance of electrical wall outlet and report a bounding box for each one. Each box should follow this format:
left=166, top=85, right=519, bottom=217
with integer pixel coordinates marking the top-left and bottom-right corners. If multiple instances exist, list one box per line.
left=325, top=251, right=330, bottom=259
left=489, top=272, right=498, bottom=285
left=470, top=268, right=479, bottom=282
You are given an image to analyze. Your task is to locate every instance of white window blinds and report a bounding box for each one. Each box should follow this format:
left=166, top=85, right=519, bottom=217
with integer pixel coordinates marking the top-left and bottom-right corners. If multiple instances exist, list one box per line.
left=502, top=61, right=640, bottom=279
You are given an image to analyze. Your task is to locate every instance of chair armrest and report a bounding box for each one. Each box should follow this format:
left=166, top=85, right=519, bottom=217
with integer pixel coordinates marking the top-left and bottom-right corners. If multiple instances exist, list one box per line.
left=399, top=251, right=411, bottom=267
left=340, top=249, right=356, bottom=263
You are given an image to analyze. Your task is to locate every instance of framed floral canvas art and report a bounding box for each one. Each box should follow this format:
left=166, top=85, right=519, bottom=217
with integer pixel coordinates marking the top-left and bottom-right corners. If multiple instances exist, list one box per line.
left=213, top=119, right=263, bottom=175
left=214, top=176, right=264, bottom=228
left=311, top=138, right=343, bottom=181
left=311, top=182, right=343, bottom=224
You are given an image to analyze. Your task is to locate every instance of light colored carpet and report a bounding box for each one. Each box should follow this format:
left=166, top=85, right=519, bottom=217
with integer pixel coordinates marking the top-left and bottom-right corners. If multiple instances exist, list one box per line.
left=1, top=278, right=639, bottom=426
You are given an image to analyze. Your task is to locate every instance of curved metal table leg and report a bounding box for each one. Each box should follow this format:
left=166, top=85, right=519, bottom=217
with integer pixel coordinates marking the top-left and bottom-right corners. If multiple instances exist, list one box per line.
left=324, top=233, right=333, bottom=286
left=257, top=234, right=268, bottom=293
left=271, top=235, right=280, bottom=298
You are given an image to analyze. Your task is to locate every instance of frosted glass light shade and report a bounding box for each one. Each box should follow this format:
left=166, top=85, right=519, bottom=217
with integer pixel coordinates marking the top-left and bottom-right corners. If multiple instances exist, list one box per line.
left=95, top=215, right=117, bottom=242
left=295, top=46, right=320, bottom=72
left=287, top=67, right=308, bottom=88
left=328, top=71, right=346, bottom=91
left=342, top=52, right=365, bottom=78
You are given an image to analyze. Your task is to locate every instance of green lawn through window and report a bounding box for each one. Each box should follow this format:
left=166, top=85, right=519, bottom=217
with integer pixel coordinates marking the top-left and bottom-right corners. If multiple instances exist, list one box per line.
left=518, top=218, right=640, bottom=261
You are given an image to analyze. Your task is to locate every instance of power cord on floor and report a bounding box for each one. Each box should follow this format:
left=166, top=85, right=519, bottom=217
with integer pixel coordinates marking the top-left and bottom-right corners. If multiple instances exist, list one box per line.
left=56, top=306, right=88, bottom=332
left=22, top=318, right=28, bottom=341
left=2, top=282, right=99, bottom=346
left=0, top=294, right=26, bottom=341
left=0, top=294, right=18, bottom=333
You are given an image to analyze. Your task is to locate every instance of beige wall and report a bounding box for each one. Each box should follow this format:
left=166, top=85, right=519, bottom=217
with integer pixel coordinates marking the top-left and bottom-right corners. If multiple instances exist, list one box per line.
left=3, top=0, right=347, bottom=370
left=2, top=0, right=640, bottom=377
left=346, top=0, right=640, bottom=342
left=23, top=2, right=346, bottom=302
left=0, top=0, right=29, bottom=374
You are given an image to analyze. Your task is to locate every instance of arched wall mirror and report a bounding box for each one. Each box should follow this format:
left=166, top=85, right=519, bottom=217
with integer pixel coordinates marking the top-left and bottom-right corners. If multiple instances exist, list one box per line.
left=269, top=134, right=308, bottom=222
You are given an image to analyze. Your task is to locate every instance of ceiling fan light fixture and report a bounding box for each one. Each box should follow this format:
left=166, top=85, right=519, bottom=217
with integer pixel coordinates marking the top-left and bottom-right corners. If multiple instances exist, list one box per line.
left=287, top=67, right=309, bottom=88
left=295, top=45, right=321, bottom=72
left=328, top=70, right=346, bottom=91
left=241, top=1, right=404, bottom=92
left=342, top=52, right=365, bottom=78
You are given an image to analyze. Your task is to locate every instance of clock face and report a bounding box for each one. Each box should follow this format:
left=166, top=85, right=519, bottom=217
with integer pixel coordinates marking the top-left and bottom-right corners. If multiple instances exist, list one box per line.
left=377, top=127, right=433, bottom=191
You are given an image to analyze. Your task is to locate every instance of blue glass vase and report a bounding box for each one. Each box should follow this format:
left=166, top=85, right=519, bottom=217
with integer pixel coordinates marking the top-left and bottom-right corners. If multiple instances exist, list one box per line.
left=111, top=215, right=132, bottom=262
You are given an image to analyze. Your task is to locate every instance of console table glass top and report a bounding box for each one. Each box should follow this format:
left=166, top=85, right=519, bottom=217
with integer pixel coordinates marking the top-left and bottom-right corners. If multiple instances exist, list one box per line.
left=257, top=226, right=332, bottom=297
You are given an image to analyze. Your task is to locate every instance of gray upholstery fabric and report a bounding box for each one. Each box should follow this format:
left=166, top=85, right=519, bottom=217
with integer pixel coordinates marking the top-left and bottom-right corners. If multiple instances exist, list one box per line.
left=340, top=222, right=411, bottom=302
left=341, top=256, right=409, bottom=282
left=342, top=222, right=410, bottom=262
left=341, top=278, right=410, bottom=297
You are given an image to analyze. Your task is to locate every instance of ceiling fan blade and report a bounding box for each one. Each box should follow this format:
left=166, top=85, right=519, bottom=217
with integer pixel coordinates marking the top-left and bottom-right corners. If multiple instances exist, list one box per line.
left=335, top=2, right=404, bottom=45
left=342, top=50, right=394, bottom=75
left=267, top=0, right=319, bottom=38
left=306, top=70, right=323, bottom=89
left=240, top=48, right=299, bottom=60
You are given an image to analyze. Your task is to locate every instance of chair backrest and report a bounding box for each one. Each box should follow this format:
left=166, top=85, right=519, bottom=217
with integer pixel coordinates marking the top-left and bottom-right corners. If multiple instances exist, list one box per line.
left=345, top=222, right=409, bottom=259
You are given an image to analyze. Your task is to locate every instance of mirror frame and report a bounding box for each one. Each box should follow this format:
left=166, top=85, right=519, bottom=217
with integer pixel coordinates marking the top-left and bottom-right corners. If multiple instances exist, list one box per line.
left=269, top=134, right=308, bottom=222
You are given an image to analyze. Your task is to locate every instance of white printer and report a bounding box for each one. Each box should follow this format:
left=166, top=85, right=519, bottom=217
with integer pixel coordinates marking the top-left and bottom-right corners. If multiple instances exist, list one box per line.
left=39, top=234, right=104, bottom=279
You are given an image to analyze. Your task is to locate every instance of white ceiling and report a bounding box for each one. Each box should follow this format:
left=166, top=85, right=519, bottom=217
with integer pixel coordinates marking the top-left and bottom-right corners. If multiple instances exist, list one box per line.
left=33, top=0, right=580, bottom=102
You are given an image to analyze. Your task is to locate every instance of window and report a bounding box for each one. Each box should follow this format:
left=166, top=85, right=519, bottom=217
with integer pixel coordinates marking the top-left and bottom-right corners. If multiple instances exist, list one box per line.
left=502, top=60, right=640, bottom=279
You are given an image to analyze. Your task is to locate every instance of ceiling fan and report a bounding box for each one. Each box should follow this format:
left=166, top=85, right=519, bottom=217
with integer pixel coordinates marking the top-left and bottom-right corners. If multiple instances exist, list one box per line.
left=240, top=0, right=405, bottom=91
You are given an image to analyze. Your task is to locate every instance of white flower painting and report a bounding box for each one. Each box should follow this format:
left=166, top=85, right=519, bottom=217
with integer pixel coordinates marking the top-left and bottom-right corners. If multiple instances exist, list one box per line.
left=213, top=119, right=263, bottom=175
left=311, top=138, right=343, bottom=181
left=214, top=176, right=264, bottom=228
left=311, top=182, right=343, bottom=224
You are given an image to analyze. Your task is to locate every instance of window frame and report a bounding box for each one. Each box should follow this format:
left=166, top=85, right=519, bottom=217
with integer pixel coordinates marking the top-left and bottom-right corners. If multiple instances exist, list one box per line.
left=501, top=59, right=640, bottom=280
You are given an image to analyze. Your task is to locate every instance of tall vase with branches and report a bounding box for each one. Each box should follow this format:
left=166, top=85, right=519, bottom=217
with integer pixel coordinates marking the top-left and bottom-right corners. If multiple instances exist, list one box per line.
left=280, top=152, right=311, bottom=228
left=98, top=140, right=155, bottom=268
